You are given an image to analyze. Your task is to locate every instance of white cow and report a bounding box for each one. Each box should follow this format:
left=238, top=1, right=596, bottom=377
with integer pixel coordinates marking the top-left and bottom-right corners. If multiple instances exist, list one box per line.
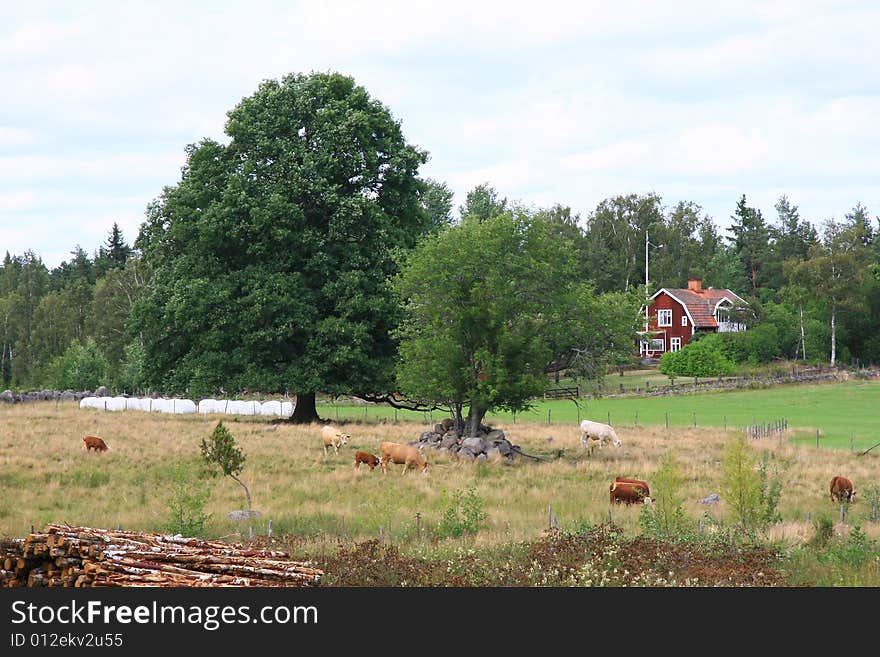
left=579, top=419, right=622, bottom=454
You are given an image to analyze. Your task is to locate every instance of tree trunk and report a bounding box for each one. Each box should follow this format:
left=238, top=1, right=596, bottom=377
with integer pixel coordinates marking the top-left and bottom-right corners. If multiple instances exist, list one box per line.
left=799, top=303, right=807, bottom=361
left=465, top=404, right=487, bottom=438
left=830, top=299, right=836, bottom=367
left=288, top=392, right=319, bottom=424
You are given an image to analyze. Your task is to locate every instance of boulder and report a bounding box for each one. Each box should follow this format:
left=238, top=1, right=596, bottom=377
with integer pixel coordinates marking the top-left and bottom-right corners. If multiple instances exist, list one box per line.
left=496, top=440, right=513, bottom=457
left=486, top=447, right=501, bottom=459
left=441, top=418, right=455, bottom=431
left=95, top=385, right=108, bottom=397
left=228, top=510, right=261, bottom=521
left=461, top=436, right=487, bottom=454
left=440, top=432, right=460, bottom=449
left=0, top=390, right=15, bottom=403
left=486, top=429, right=506, bottom=442
left=476, top=453, right=487, bottom=462
left=457, top=447, right=476, bottom=459
left=420, top=431, right=442, bottom=444
left=433, top=423, right=446, bottom=434
left=60, top=390, right=76, bottom=401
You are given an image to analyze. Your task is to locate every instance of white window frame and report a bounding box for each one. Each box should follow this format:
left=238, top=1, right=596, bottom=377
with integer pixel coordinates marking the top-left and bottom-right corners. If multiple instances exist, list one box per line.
left=682, top=315, right=688, bottom=326
left=670, top=337, right=682, bottom=352
left=657, top=309, right=672, bottom=327
left=649, top=338, right=665, bottom=352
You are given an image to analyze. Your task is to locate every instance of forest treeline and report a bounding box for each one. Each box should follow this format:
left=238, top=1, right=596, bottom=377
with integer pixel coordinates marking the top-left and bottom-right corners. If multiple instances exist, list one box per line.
left=3, top=189, right=877, bottom=396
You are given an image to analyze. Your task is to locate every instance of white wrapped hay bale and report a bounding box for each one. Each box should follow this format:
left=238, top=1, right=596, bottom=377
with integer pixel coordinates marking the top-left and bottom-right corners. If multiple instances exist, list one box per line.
left=173, top=399, right=197, bottom=414
left=105, top=396, right=127, bottom=412
left=226, top=400, right=257, bottom=415
left=198, top=399, right=218, bottom=414
left=260, top=400, right=282, bottom=416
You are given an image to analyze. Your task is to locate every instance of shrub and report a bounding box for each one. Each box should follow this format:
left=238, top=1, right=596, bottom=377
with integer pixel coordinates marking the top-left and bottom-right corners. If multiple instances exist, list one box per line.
left=660, top=334, right=736, bottom=377
left=639, top=452, right=690, bottom=539
left=436, top=487, right=487, bottom=539
left=165, top=463, right=211, bottom=538
left=44, top=337, right=109, bottom=391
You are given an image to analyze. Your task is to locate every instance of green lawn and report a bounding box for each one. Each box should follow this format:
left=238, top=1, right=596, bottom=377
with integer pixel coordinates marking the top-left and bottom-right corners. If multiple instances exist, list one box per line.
left=322, top=379, right=880, bottom=452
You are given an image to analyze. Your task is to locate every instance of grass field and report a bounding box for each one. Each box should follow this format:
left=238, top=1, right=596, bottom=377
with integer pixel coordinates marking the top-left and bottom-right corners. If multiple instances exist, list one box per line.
left=1, top=394, right=878, bottom=556
left=325, top=379, right=880, bottom=452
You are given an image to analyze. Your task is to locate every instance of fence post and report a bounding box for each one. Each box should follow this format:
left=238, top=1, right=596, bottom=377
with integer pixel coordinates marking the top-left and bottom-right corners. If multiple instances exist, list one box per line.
left=693, top=412, right=696, bottom=427
left=723, top=416, right=726, bottom=430
left=607, top=411, right=611, bottom=425
left=268, top=519, right=272, bottom=538
left=840, top=503, right=846, bottom=524
left=513, top=411, right=516, bottom=424
left=635, top=411, right=638, bottom=426
left=547, top=409, right=551, bottom=425
left=850, top=432, right=854, bottom=454
left=816, top=429, right=819, bottom=449
left=665, top=412, right=669, bottom=430
left=415, top=512, right=421, bottom=541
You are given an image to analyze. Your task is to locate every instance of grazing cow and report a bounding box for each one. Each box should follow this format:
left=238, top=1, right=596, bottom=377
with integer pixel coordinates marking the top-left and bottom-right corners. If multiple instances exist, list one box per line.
left=354, top=451, right=382, bottom=471
left=829, top=476, right=855, bottom=503
left=83, top=435, right=109, bottom=452
left=379, top=441, right=428, bottom=476
left=580, top=420, right=622, bottom=453
left=609, top=478, right=651, bottom=505
left=321, top=425, right=350, bottom=456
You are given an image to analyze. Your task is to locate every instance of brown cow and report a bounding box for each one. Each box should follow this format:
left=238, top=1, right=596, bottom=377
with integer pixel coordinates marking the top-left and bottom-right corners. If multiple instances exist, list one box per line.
left=830, top=476, right=855, bottom=503
left=379, top=441, right=428, bottom=476
left=609, top=478, right=651, bottom=505
left=354, top=451, right=381, bottom=471
left=83, top=435, right=109, bottom=452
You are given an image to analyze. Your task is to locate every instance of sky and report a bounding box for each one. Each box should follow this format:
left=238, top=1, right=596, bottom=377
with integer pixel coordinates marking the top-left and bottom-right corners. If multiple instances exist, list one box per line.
left=1, top=0, right=878, bottom=270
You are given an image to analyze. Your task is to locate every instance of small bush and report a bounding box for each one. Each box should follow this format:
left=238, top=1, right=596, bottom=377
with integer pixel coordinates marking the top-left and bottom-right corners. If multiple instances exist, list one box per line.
left=435, top=487, right=487, bottom=539
left=165, top=464, right=211, bottom=538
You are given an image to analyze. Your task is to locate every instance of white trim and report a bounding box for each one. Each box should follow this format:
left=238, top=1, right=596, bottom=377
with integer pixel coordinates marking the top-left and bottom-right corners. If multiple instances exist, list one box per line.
left=657, top=308, right=672, bottom=327
left=670, top=337, right=682, bottom=352
left=649, top=289, right=698, bottom=329
left=681, top=315, right=688, bottom=326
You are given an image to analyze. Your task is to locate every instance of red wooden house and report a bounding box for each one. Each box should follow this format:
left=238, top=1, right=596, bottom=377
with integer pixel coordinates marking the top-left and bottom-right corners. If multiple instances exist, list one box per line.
left=639, top=279, right=748, bottom=358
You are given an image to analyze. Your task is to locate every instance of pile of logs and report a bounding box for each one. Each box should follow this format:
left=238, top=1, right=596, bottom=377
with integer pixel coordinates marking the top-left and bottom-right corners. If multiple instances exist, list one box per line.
left=1, top=524, right=322, bottom=587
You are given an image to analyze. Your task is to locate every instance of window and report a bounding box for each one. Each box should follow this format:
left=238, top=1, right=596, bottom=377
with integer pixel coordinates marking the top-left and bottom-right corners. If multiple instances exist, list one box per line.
left=658, top=309, right=672, bottom=327
left=682, top=315, right=688, bottom=326
left=670, top=337, right=681, bottom=352
left=650, top=338, right=665, bottom=352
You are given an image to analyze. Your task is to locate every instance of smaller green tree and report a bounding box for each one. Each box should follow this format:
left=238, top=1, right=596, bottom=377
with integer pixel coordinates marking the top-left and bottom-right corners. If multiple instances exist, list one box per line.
left=639, top=452, right=689, bottom=538
left=721, top=434, right=762, bottom=533
left=45, top=337, right=109, bottom=391
left=200, top=421, right=251, bottom=510
left=165, top=463, right=211, bottom=537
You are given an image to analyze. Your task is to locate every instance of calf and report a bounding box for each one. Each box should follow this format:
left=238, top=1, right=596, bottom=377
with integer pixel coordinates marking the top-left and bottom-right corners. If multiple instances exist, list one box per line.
left=609, top=478, right=650, bottom=505
left=354, top=451, right=381, bottom=471
left=83, top=435, right=109, bottom=452
left=379, top=441, right=428, bottom=476
left=321, top=425, right=350, bottom=456
left=829, top=476, right=855, bottom=503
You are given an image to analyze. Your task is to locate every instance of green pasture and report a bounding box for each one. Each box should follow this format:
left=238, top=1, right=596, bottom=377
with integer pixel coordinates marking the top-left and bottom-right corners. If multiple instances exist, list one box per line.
left=323, top=379, right=880, bottom=452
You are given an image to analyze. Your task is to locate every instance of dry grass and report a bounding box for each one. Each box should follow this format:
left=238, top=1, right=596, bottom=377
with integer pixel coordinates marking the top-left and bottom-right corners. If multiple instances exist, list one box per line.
left=1, top=401, right=878, bottom=548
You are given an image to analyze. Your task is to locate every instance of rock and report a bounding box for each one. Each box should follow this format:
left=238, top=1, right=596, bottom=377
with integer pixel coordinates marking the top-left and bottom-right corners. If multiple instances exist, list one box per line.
left=486, top=447, right=501, bottom=459
left=228, top=510, right=261, bottom=521
left=457, top=447, right=475, bottom=459
left=441, top=418, right=455, bottom=432
left=420, top=431, right=441, bottom=443
left=434, top=423, right=446, bottom=434
left=476, top=453, right=487, bottom=462
left=0, top=390, right=15, bottom=403
left=699, top=493, right=721, bottom=505
left=486, top=429, right=506, bottom=442
left=440, top=432, right=459, bottom=449
left=461, top=436, right=486, bottom=454
left=496, top=440, right=513, bottom=457
left=95, top=385, right=108, bottom=397
left=60, top=390, right=76, bottom=401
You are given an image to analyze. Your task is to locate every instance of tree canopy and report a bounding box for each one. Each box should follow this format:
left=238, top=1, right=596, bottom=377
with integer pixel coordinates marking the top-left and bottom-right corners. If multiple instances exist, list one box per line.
left=133, top=71, right=431, bottom=421
left=393, top=209, right=642, bottom=436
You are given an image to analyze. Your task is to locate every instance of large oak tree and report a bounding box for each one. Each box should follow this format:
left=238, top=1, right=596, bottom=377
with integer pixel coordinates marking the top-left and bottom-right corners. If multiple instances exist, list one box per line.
left=134, top=72, right=430, bottom=421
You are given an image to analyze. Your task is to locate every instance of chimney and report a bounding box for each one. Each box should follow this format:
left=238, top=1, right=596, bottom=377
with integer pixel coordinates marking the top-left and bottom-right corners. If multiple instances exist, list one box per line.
left=687, top=279, right=702, bottom=292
